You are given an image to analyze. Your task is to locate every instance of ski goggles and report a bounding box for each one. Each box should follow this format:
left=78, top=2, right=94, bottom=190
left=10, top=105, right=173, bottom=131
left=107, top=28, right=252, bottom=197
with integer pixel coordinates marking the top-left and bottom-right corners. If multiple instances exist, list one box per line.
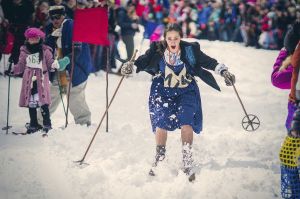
left=50, top=14, right=63, bottom=21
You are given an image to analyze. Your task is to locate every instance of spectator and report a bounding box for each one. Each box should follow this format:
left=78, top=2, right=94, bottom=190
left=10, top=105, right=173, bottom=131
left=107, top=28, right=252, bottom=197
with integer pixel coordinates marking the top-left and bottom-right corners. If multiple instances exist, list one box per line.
left=116, top=1, right=139, bottom=61
left=43, top=5, right=93, bottom=126
left=33, top=0, right=51, bottom=30
left=1, top=0, right=34, bottom=64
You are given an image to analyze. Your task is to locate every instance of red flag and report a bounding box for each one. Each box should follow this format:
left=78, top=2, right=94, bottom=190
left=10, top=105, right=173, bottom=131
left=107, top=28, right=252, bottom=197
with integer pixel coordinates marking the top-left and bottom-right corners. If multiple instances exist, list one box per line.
left=73, top=7, right=109, bottom=46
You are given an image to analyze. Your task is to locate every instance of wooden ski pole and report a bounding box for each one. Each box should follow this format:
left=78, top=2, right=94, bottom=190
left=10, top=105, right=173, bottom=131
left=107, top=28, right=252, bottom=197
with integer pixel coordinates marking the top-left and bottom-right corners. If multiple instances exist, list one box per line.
left=65, top=42, right=75, bottom=128
left=75, top=49, right=138, bottom=164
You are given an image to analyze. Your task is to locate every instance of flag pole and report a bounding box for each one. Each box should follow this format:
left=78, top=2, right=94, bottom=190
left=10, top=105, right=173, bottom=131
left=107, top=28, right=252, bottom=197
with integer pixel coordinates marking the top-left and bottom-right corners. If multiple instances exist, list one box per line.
left=106, top=46, right=109, bottom=132
left=74, top=49, right=138, bottom=165
left=105, top=5, right=110, bottom=132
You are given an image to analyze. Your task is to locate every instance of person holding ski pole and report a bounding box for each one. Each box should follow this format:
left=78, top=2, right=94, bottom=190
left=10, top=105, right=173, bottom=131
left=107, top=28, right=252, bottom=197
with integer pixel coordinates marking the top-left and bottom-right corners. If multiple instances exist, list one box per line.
left=120, top=23, right=235, bottom=181
left=45, top=6, right=93, bottom=126
left=11, top=27, right=58, bottom=133
left=43, top=5, right=93, bottom=127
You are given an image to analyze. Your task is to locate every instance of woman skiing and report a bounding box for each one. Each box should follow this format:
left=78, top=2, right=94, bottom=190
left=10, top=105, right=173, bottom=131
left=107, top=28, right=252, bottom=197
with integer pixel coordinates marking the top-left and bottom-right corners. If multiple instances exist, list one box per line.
left=121, top=23, right=235, bottom=181
left=13, top=27, right=56, bottom=134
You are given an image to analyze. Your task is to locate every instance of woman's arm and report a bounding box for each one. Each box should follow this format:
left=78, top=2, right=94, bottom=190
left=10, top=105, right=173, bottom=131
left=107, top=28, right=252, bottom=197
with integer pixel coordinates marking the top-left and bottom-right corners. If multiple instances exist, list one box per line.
left=134, top=42, right=157, bottom=73
left=192, top=42, right=219, bottom=71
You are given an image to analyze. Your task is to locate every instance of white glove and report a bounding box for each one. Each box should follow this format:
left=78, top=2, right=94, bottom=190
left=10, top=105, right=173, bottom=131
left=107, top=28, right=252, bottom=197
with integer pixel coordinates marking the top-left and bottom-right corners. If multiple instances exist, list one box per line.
left=51, top=60, right=59, bottom=69
left=121, top=61, right=134, bottom=76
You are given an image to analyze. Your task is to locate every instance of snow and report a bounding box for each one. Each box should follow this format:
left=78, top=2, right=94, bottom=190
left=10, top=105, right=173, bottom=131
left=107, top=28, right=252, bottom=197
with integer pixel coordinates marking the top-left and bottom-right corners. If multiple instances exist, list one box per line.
left=0, top=33, right=287, bottom=199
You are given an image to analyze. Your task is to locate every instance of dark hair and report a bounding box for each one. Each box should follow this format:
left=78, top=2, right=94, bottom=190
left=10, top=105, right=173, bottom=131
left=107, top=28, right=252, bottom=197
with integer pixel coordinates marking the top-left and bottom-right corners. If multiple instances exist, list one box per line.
left=157, top=23, right=183, bottom=55
left=163, top=23, right=183, bottom=38
left=284, top=21, right=300, bottom=55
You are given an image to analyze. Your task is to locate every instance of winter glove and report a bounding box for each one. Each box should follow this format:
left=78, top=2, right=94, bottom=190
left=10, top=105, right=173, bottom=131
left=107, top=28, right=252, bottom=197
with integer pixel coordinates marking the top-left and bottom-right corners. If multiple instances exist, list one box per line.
left=121, top=61, right=134, bottom=76
left=221, top=70, right=235, bottom=86
left=290, top=104, right=300, bottom=138
left=58, top=57, right=70, bottom=71
left=51, top=60, right=59, bottom=71
left=51, top=57, right=70, bottom=72
left=4, top=69, right=14, bottom=77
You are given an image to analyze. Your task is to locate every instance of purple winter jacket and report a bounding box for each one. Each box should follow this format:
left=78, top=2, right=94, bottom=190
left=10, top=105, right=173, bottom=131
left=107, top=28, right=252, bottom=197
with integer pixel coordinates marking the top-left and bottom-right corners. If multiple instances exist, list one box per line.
left=13, top=45, right=54, bottom=107
left=271, top=48, right=296, bottom=130
left=271, top=48, right=293, bottom=89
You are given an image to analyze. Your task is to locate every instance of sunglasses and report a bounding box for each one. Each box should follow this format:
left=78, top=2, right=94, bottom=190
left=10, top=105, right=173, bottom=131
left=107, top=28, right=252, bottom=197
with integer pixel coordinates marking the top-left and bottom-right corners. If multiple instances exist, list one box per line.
left=50, top=15, right=62, bottom=20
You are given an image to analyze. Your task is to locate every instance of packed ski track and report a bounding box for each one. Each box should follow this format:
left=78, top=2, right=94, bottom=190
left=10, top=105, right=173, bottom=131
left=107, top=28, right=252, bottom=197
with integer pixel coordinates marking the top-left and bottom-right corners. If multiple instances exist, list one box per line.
left=0, top=35, right=287, bottom=199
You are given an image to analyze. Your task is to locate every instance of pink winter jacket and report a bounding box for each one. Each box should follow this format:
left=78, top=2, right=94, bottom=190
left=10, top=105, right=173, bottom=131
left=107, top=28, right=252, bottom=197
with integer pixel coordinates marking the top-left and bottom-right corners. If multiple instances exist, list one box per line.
left=13, top=45, right=54, bottom=107
left=271, top=48, right=293, bottom=89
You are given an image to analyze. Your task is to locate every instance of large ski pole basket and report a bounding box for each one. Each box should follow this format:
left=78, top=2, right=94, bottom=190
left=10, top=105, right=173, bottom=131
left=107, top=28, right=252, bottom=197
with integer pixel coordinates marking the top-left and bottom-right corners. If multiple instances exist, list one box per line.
left=279, top=136, right=300, bottom=199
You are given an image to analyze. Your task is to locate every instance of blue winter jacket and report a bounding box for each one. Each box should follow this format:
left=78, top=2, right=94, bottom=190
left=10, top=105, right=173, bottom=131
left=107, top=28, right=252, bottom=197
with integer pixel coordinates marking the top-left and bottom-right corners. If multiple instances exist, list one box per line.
left=45, top=19, right=93, bottom=87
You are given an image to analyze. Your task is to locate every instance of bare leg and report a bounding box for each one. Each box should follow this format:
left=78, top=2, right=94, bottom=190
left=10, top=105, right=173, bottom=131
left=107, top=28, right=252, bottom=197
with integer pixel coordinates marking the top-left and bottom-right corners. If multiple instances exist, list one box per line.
left=155, top=127, right=168, bottom=145
left=149, top=127, right=167, bottom=176
left=181, top=125, right=193, bottom=145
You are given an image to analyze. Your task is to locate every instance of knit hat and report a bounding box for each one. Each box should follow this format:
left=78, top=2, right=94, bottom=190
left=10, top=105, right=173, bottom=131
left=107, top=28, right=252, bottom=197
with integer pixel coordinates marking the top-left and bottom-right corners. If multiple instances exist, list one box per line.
left=24, top=27, right=45, bottom=39
left=49, top=5, right=65, bottom=17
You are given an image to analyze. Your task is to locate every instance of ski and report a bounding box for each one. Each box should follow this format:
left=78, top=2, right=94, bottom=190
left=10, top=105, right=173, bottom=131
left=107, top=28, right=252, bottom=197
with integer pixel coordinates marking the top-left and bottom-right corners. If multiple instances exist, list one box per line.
left=12, top=131, right=49, bottom=138
left=148, top=167, right=196, bottom=182
left=12, top=131, right=28, bottom=135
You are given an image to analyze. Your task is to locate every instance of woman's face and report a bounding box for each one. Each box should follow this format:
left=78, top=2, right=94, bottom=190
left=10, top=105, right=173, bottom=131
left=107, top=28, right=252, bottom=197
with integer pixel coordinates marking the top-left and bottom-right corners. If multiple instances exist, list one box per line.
left=39, top=2, right=49, bottom=13
left=165, top=30, right=181, bottom=53
left=28, top=37, right=40, bottom=44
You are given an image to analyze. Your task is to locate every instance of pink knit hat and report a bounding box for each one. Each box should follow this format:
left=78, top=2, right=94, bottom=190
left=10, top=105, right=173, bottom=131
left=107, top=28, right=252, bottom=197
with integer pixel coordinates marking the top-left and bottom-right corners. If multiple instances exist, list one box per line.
left=24, top=28, right=45, bottom=39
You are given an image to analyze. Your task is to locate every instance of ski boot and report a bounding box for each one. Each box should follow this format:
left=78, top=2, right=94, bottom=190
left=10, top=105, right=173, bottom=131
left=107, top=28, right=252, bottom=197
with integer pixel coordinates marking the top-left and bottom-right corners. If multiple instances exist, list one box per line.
left=42, top=125, right=52, bottom=133
left=149, top=145, right=166, bottom=176
left=182, top=144, right=196, bottom=182
left=26, top=124, right=43, bottom=134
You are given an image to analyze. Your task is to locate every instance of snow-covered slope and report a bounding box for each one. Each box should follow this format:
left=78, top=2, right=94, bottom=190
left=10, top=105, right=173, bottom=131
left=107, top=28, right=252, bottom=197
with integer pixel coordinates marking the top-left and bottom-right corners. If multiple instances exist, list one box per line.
left=0, top=36, right=287, bottom=199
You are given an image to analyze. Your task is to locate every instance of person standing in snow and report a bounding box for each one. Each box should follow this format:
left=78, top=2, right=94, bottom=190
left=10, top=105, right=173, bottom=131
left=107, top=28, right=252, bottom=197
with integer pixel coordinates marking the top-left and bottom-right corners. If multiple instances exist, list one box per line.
left=120, top=23, right=235, bottom=181
left=43, top=5, right=93, bottom=126
left=12, top=28, right=56, bottom=133
left=274, top=21, right=300, bottom=199
left=271, top=21, right=300, bottom=131
left=281, top=39, right=300, bottom=199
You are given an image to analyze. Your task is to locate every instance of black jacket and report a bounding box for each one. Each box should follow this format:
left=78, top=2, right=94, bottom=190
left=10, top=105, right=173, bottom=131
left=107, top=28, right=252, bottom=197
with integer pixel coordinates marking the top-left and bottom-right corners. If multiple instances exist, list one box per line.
left=135, top=40, right=221, bottom=91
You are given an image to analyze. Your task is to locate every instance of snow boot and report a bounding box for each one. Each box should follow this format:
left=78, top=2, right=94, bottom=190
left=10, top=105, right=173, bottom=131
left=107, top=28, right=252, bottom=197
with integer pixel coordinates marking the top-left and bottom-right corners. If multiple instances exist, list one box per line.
left=149, top=145, right=166, bottom=176
left=182, top=144, right=196, bottom=182
left=26, top=124, right=43, bottom=134
left=41, top=104, right=52, bottom=133
left=42, top=125, right=52, bottom=133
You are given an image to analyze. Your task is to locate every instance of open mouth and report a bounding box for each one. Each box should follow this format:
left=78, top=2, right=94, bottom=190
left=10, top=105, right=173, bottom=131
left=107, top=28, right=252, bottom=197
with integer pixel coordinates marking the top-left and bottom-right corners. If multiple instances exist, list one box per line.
left=171, top=45, right=176, bottom=50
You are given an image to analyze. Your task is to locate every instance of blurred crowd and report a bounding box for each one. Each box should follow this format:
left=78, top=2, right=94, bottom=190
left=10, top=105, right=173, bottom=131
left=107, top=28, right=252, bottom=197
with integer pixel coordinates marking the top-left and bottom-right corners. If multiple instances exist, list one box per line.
left=0, top=0, right=300, bottom=74
left=139, top=0, right=300, bottom=49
